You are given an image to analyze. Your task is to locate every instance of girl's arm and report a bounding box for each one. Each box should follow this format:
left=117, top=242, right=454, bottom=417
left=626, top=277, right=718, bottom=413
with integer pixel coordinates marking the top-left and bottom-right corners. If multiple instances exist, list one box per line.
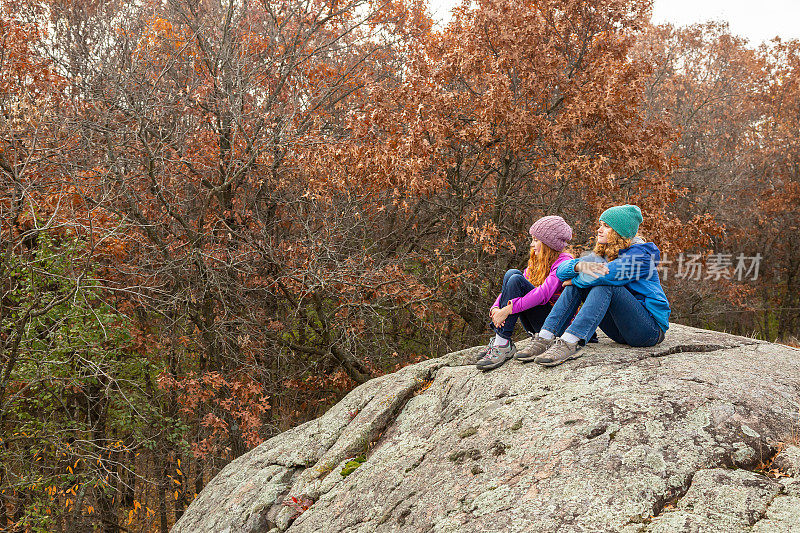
left=577, top=252, right=658, bottom=286
left=508, top=268, right=562, bottom=313
left=556, top=258, right=581, bottom=281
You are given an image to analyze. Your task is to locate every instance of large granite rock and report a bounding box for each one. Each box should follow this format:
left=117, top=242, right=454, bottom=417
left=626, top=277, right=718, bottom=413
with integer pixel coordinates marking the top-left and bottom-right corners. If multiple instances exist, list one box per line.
left=173, top=324, right=800, bottom=532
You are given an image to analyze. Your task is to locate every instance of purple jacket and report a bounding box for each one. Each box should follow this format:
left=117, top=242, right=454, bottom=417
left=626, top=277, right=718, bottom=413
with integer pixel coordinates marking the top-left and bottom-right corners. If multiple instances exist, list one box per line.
left=492, top=252, right=574, bottom=313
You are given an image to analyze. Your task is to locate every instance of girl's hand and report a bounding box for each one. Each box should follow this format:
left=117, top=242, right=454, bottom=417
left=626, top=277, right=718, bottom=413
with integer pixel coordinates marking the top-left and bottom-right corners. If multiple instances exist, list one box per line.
left=562, top=279, right=573, bottom=287
left=492, top=303, right=513, bottom=328
left=576, top=261, right=609, bottom=278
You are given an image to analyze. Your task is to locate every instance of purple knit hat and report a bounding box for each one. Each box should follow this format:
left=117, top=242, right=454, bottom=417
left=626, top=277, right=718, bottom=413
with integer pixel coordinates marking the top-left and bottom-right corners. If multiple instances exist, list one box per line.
left=529, top=216, right=573, bottom=252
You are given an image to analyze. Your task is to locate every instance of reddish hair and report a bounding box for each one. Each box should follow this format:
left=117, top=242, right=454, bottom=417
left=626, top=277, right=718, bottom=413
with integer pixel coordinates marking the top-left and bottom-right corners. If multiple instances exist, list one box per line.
left=525, top=242, right=561, bottom=286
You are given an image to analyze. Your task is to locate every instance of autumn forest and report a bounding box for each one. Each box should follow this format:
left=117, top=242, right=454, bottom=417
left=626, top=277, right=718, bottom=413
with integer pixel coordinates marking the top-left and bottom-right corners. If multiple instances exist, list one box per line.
left=1, top=0, right=798, bottom=530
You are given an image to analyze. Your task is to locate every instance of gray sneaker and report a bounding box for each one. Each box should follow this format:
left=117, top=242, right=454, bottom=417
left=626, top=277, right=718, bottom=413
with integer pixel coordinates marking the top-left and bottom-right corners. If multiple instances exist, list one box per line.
left=476, top=341, right=517, bottom=371
left=514, top=334, right=555, bottom=362
left=474, top=337, right=495, bottom=362
left=534, top=338, right=582, bottom=366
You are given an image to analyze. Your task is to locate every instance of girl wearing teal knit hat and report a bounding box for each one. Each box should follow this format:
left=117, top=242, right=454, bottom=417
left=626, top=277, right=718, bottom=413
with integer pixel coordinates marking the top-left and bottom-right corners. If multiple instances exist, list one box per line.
left=598, top=204, right=643, bottom=239
left=518, top=204, right=671, bottom=367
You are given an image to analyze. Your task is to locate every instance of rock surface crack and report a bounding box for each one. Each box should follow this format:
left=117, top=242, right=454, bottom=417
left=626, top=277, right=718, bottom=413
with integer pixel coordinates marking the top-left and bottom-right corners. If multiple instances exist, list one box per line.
left=651, top=343, right=734, bottom=357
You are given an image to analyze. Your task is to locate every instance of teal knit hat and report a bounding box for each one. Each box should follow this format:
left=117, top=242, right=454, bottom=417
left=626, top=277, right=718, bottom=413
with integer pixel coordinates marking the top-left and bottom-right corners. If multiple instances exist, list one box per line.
left=599, top=205, right=642, bottom=239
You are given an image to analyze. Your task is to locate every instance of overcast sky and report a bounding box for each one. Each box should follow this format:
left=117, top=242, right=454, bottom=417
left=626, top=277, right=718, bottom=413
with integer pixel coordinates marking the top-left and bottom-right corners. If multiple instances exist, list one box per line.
left=427, top=0, right=800, bottom=44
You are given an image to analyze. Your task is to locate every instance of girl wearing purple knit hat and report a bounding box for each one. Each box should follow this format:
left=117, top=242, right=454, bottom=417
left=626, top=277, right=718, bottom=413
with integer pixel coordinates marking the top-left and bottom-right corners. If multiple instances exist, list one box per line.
left=476, top=216, right=575, bottom=371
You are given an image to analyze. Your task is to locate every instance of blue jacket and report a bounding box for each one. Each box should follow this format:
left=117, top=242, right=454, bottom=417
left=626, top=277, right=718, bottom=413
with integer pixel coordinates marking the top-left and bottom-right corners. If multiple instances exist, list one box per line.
left=556, top=240, right=671, bottom=332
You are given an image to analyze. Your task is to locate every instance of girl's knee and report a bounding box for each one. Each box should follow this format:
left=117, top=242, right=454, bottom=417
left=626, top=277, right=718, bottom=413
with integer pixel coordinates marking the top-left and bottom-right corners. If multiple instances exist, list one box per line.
left=508, top=273, right=528, bottom=289
left=586, top=285, right=620, bottom=299
left=503, top=269, right=523, bottom=284
left=587, top=284, right=613, bottom=293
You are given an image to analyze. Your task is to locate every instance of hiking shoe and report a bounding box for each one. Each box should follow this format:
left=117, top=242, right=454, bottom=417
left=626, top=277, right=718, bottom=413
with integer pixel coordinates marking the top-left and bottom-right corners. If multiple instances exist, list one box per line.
left=534, top=338, right=582, bottom=367
left=476, top=341, right=517, bottom=371
left=514, top=334, right=555, bottom=363
left=474, top=337, right=495, bottom=362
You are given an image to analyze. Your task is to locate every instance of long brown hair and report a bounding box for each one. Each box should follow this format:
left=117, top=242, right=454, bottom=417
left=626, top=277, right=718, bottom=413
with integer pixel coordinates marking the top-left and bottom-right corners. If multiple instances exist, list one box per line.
left=525, top=242, right=561, bottom=286
left=593, top=230, right=639, bottom=261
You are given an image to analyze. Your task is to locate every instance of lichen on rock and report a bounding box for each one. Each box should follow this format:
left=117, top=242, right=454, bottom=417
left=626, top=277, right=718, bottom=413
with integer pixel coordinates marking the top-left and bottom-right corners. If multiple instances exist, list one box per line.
left=172, top=324, right=800, bottom=533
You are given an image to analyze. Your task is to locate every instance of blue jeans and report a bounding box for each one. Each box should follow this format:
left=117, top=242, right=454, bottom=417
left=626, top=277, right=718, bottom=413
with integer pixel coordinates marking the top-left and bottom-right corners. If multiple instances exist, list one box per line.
left=541, top=284, right=665, bottom=347
left=491, top=269, right=553, bottom=340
